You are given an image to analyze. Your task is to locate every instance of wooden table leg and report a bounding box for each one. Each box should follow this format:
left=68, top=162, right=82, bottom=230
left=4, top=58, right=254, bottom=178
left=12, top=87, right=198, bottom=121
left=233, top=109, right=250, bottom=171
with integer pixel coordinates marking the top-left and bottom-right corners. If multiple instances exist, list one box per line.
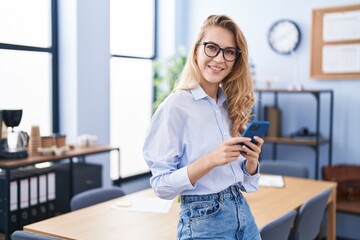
left=327, top=187, right=337, bottom=240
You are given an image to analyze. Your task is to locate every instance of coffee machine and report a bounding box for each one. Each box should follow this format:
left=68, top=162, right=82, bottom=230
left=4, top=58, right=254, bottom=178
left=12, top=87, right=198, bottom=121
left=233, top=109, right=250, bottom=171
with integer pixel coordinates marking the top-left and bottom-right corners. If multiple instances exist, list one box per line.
left=0, top=109, right=28, bottom=159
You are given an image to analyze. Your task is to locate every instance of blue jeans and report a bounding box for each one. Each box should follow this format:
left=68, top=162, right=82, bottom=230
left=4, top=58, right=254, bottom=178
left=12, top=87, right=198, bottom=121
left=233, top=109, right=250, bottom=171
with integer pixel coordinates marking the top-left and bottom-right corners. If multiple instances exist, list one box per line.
left=177, top=184, right=261, bottom=240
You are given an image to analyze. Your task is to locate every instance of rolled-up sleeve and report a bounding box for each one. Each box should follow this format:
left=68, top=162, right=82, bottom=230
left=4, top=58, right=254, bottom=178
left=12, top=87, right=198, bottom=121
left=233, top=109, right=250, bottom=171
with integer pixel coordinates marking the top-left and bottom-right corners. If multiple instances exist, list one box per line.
left=143, top=103, right=195, bottom=200
left=150, top=166, right=195, bottom=200
left=239, top=160, right=260, bottom=192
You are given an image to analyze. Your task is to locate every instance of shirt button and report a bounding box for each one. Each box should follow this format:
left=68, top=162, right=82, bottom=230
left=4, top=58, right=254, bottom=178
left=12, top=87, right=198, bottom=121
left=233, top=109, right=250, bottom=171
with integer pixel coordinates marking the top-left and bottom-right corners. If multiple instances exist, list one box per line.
left=223, top=132, right=226, bottom=136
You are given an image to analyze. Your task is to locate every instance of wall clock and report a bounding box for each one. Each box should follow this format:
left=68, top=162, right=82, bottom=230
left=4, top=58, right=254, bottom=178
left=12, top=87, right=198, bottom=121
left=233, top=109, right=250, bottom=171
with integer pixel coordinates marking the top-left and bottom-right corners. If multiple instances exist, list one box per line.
left=268, top=19, right=301, bottom=55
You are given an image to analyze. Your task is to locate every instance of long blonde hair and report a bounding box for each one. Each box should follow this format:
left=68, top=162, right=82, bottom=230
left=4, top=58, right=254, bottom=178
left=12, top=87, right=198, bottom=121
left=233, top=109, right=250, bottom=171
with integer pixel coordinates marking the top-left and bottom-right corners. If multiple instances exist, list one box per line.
left=175, top=15, right=254, bottom=136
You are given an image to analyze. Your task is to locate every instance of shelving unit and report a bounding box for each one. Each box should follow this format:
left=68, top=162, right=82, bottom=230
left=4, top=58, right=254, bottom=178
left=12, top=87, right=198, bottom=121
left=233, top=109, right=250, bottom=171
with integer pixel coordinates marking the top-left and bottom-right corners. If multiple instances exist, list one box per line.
left=256, top=88, right=334, bottom=179
left=0, top=145, right=119, bottom=240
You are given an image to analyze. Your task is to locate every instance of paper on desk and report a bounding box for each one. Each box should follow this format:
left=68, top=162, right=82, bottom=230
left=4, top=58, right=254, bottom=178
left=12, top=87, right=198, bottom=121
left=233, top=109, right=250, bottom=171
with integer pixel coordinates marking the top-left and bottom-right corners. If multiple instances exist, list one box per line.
left=111, top=196, right=174, bottom=213
left=259, top=175, right=285, bottom=188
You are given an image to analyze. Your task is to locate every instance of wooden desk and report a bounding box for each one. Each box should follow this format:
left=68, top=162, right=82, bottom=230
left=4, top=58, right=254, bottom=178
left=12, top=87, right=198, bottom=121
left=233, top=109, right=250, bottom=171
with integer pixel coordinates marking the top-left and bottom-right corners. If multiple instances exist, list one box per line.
left=0, top=145, right=119, bottom=240
left=24, top=177, right=337, bottom=240
left=0, top=145, right=119, bottom=169
left=243, top=177, right=337, bottom=239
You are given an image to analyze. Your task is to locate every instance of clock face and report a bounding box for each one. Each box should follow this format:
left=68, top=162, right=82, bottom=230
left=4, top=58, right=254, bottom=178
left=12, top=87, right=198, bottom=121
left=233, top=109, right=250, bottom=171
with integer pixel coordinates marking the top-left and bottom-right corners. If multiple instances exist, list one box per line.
left=268, top=20, right=301, bottom=55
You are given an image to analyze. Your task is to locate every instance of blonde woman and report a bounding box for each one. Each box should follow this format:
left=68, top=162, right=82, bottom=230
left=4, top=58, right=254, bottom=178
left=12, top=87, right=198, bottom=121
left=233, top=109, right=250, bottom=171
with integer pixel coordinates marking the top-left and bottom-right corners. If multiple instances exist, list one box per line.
left=143, top=15, right=263, bottom=239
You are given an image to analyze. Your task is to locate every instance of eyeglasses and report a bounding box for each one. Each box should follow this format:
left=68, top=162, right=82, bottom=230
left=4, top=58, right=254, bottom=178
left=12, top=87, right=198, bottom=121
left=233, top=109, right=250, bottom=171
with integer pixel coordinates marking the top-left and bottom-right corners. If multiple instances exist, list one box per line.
left=200, top=42, right=241, bottom=62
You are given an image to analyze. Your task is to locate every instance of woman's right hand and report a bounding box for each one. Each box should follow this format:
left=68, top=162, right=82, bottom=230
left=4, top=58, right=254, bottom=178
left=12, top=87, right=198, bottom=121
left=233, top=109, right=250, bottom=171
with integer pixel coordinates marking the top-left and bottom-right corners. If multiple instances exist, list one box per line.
left=187, top=137, right=251, bottom=185
left=209, top=137, right=251, bottom=167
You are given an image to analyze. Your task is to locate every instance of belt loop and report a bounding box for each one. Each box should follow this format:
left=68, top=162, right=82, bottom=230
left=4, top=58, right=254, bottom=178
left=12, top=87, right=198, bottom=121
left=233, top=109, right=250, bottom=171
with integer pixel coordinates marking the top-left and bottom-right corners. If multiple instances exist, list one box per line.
left=217, top=190, right=222, bottom=202
left=231, top=184, right=238, bottom=198
left=230, top=185, right=235, bottom=196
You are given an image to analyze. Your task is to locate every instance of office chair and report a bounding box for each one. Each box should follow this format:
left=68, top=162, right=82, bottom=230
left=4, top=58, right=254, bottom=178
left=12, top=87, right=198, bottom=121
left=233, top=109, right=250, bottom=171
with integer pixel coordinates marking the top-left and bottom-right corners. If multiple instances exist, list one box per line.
left=260, top=209, right=297, bottom=240
left=260, top=160, right=309, bottom=178
left=70, top=187, right=126, bottom=211
left=289, top=189, right=331, bottom=240
left=12, top=230, right=63, bottom=240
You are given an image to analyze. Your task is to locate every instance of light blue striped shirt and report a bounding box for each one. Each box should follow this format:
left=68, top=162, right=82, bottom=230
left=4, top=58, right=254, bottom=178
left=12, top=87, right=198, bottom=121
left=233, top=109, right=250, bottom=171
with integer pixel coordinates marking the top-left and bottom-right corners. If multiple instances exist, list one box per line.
left=143, top=85, right=259, bottom=200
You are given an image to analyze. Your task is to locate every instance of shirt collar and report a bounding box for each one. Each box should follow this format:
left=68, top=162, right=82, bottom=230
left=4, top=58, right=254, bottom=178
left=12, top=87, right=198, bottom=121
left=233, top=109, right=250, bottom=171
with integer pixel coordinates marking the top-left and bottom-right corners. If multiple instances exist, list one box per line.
left=190, top=85, right=227, bottom=105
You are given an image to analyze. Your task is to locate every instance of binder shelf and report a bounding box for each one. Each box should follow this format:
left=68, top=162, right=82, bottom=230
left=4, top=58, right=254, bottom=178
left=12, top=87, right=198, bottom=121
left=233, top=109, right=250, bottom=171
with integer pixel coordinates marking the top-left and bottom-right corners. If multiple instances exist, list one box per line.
left=256, top=88, right=334, bottom=179
left=0, top=145, right=119, bottom=240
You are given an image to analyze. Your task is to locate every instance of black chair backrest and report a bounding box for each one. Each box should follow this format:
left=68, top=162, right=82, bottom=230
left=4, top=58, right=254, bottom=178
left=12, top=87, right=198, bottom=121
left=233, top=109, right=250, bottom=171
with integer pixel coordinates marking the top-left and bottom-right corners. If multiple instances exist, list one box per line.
left=260, top=160, right=309, bottom=178
left=12, top=230, right=63, bottom=240
left=70, top=187, right=125, bottom=211
left=289, top=189, right=331, bottom=240
left=260, top=210, right=297, bottom=240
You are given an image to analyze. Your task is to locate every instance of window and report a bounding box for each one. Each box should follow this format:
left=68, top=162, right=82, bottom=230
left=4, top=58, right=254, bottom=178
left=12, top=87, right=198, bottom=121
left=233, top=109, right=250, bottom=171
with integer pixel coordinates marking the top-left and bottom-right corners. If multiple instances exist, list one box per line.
left=110, top=0, right=155, bottom=58
left=0, top=0, right=58, bottom=135
left=109, top=0, right=156, bottom=179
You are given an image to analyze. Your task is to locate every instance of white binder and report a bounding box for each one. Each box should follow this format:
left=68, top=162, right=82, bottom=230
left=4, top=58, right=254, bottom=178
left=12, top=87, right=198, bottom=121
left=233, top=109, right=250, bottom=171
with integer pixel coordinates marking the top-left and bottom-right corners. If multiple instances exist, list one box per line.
left=39, top=174, right=47, bottom=204
left=20, top=179, right=29, bottom=209
left=47, top=172, right=56, bottom=201
left=10, top=181, right=18, bottom=211
left=30, top=176, right=38, bottom=206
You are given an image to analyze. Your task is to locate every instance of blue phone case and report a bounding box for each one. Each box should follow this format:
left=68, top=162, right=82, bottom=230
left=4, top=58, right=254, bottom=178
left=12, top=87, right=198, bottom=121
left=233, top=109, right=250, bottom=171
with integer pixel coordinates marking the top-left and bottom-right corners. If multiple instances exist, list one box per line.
left=238, top=121, right=270, bottom=152
left=242, top=121, right=270, bottom=143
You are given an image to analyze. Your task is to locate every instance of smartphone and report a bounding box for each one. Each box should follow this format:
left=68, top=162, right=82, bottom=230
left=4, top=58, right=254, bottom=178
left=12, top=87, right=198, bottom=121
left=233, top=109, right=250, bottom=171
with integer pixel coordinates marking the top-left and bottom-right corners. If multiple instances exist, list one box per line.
left=238, top=121, right=270, bottom=153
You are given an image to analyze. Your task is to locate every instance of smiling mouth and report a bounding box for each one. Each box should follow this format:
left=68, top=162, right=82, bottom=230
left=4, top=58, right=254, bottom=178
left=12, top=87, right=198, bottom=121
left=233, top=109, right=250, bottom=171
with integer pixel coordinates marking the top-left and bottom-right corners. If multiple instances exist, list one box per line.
left=208, top=65, right=224, bottom=72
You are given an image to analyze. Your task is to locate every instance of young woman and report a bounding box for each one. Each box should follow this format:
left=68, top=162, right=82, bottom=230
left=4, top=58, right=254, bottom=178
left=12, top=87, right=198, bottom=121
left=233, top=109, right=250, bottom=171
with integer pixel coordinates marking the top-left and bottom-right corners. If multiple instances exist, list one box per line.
left=143, top=15, right=263, bottom=239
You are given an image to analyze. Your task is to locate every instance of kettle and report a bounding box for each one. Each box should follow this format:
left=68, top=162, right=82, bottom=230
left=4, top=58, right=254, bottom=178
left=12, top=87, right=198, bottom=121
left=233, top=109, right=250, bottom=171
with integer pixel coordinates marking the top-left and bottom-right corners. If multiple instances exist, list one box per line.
left=7, top=131, right=29, bottom=152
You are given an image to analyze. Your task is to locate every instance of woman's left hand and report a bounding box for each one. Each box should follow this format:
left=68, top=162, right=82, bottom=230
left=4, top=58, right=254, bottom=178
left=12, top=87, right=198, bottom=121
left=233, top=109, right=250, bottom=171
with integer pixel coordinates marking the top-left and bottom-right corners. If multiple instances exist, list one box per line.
left=240, top=136, right=264, bottom=175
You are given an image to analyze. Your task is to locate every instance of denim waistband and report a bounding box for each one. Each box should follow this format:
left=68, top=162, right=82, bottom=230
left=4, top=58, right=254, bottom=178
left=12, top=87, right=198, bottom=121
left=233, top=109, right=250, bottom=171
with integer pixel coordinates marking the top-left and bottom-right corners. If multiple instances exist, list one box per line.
left=180, top=183, right=243, bottom=204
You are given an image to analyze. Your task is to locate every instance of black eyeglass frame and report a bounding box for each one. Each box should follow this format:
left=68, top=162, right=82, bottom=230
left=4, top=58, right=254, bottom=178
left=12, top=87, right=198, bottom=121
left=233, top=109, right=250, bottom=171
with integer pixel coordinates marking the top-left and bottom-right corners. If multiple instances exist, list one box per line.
left=199, top=41, right=241, bottom=62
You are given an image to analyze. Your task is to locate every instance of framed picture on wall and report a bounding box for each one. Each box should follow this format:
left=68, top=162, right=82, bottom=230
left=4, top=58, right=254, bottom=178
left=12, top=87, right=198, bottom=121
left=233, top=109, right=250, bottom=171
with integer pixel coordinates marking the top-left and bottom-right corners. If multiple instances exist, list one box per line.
left=310, top=4, right=360, bottom=79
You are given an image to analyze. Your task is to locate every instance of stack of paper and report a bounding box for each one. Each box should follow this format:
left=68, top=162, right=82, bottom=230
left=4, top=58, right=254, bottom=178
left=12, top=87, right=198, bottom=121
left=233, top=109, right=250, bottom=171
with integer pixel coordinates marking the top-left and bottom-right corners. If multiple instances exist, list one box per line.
left=111, top=196, right=174, bottom=213
left=259, top=175, right=285, bottom=188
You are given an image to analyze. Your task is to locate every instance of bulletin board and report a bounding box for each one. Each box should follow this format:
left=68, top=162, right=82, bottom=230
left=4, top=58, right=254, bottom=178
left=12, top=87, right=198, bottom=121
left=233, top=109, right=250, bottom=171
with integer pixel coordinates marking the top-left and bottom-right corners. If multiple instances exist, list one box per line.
left=310, top=4, right=360, bottom=79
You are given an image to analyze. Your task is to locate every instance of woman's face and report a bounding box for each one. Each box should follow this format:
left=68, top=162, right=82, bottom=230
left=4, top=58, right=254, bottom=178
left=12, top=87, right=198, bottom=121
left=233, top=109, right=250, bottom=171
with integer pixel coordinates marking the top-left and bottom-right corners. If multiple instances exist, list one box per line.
left=196, top=26, right=236, bottom=88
